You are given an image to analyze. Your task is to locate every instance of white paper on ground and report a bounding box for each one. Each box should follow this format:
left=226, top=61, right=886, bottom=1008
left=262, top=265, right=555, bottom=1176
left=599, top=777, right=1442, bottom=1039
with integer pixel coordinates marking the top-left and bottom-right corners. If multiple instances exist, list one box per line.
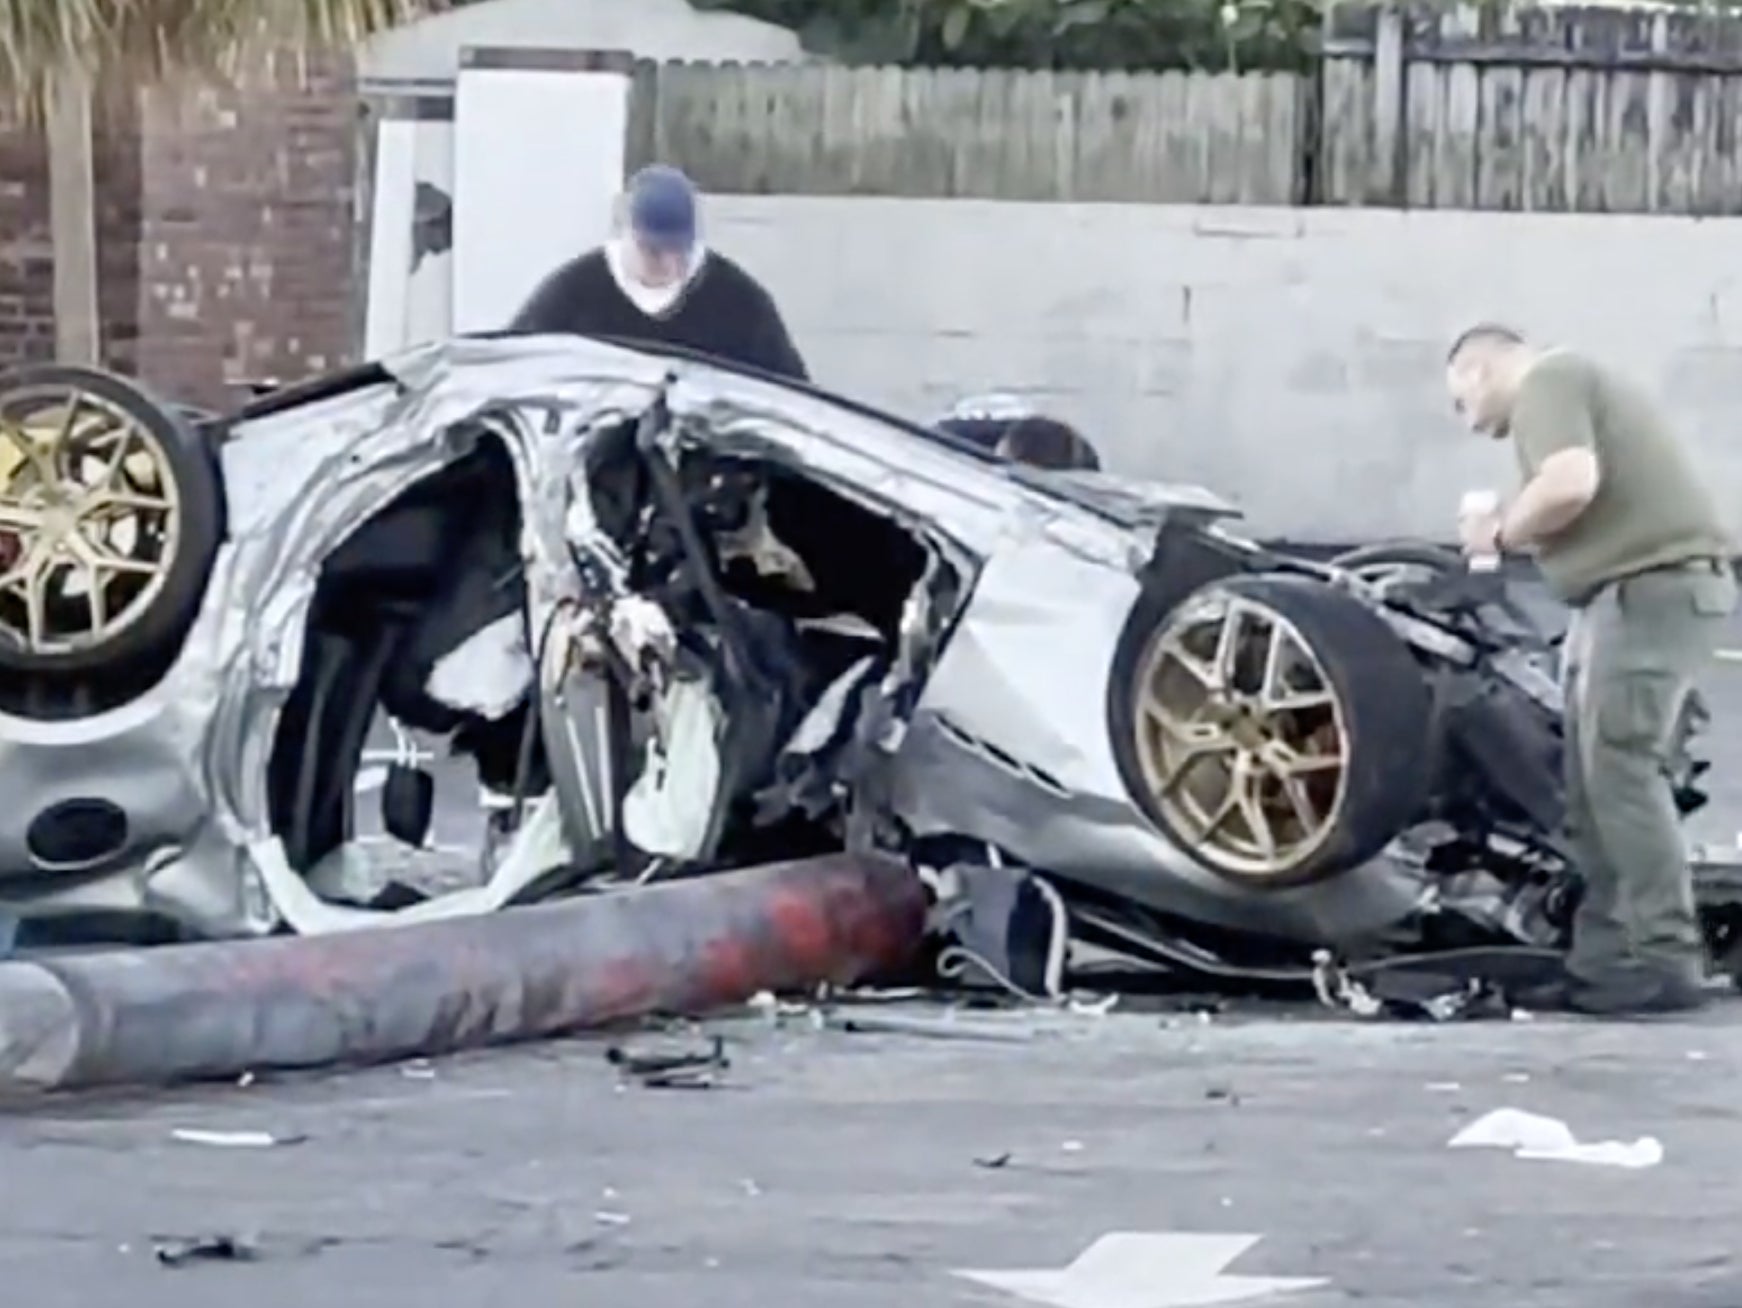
left=1448, top=1107, right=1664, bottom=1169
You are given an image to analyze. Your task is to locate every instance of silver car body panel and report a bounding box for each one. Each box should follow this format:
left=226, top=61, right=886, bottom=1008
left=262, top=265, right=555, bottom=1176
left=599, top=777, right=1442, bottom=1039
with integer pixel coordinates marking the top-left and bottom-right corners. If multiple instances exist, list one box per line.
left=0, top=336, right=1440, bottom=942
left=888, top=540, right=1427, bottom=941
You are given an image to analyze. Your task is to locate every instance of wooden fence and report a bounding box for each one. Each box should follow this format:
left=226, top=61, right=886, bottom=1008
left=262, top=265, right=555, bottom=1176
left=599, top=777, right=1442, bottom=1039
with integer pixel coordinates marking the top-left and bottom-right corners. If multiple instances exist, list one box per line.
left=1320, top=3, right=1742, bottom=212
left=625, top=61, right=1305, bottom=205
left=622, top=2, right=1742, bottom=215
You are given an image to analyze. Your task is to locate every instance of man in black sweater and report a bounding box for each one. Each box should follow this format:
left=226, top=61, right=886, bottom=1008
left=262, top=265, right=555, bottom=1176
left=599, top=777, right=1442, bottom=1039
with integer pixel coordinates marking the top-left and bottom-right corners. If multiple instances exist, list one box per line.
left=507, top=164, right=809, bottom=382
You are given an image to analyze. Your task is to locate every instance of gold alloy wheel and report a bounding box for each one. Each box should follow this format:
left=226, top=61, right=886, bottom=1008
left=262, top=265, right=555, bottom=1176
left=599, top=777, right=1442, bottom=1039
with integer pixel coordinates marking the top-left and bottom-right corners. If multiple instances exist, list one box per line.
left=1132, top=589, right=1351, bottom=881
left=0, top=383, right=181, bottom=656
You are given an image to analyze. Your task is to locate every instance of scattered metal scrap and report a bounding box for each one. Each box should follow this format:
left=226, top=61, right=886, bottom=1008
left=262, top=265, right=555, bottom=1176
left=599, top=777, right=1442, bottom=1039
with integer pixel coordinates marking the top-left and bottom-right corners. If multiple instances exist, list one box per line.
left=606, top=1034, right=730, bottom=1088
left=821, top=1008, right=1039, bottom=1044
left=154, top=1234, right=260, bottom=1267
left=1310, top=946, right=1558, bottom=1021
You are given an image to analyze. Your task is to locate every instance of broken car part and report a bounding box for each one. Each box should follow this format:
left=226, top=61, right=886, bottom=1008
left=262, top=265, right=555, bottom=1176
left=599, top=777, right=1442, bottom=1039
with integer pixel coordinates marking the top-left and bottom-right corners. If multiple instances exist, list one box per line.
left=154, top=1234, right=260, bottom=1267
left=822, top=1009, right=1038, bottom=1043
left=0, top=853, right=923, bottom=1094
left=605, top=1034, right=729, bottom=1088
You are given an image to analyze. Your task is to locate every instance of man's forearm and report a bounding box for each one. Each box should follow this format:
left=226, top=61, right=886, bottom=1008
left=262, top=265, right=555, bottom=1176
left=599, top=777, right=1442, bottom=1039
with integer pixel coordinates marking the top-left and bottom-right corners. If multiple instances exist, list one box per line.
left=1500, top=470, right=1590, bottom=549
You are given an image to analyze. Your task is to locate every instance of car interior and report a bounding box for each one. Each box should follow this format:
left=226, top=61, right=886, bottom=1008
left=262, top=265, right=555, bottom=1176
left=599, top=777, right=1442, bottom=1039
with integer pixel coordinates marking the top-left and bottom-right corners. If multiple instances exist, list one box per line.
left=265, top=415, right=964, bottom=909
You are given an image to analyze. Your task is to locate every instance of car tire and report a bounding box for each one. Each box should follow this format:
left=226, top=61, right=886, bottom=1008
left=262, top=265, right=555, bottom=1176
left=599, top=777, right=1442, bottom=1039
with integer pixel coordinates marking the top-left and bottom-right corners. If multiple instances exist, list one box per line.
left=1332, top=540, right=1542, bottom=634
left=1332, top=540, right=1465, bottom=582
left=0, top=364, right=223, bottom=677
left=1109, top=572, right=1433, bottom=888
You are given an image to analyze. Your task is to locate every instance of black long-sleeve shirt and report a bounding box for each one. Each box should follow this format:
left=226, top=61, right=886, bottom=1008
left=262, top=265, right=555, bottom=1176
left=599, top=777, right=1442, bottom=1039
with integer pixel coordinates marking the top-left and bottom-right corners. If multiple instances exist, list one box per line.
left=507, top=248, right=809, bottom=382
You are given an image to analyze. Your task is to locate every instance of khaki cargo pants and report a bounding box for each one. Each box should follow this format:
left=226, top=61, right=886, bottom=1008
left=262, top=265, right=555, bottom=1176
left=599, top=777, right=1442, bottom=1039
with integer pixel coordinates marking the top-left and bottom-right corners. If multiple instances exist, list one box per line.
left=1561, top=558, right=1738, bottom=983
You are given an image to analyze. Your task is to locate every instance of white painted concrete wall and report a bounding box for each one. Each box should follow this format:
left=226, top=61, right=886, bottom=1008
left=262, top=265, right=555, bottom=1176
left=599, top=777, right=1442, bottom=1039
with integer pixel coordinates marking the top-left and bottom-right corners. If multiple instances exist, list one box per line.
left=451, top=66, right=630, bottom=332
left=359, top=0, right=805, bottom=89
left=707, top=197, right=1742, bottom=543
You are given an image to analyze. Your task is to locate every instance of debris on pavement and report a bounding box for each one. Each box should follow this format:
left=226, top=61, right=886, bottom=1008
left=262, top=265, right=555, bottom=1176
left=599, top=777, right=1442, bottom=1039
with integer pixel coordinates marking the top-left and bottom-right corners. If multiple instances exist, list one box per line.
left=746, top=989, right=816, bottom=1024
left=1311, top=952, right=1383, bottom=1017
left=606, top=1035, right=729, bottom=1089
left=1068, top=993, right=1120, bottom=1016
left=1312, top=951, right=1514, bottom=1021
left=153, top=1234, right=261, bottom=1267
left=821, top=1008, right=1038, bottom=1043
left=973, top=1151, right=1013, bottom=1169
left=170, top=1128, right=305, bottom=1149
left=1448, top=1107, right=1665, bottom=1169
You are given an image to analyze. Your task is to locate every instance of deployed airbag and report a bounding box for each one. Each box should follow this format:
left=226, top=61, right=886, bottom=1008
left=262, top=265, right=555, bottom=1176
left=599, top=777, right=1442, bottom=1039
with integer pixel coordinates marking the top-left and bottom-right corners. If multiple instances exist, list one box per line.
left=427, top=613, right=534, bottom=720
left=623, top=676, right=725, bottom=860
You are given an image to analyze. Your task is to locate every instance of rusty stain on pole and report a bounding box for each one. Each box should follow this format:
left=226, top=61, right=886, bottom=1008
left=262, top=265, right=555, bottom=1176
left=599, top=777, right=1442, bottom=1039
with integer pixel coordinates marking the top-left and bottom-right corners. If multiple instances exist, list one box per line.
left=0, top=853, right=926, bottom=1096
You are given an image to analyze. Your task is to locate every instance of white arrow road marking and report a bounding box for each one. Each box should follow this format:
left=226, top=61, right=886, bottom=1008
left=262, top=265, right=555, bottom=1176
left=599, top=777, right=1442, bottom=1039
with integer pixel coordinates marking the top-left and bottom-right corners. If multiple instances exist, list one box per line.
left=955, top=1232, right=1326, bottom=1308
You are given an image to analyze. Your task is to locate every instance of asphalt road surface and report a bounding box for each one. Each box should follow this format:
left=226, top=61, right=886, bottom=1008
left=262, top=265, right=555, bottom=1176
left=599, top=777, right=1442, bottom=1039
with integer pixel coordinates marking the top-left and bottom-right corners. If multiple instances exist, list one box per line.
left=9, top=571, right=1742, bottom=1307
left=5, top=1008, right=1741, bottom=1308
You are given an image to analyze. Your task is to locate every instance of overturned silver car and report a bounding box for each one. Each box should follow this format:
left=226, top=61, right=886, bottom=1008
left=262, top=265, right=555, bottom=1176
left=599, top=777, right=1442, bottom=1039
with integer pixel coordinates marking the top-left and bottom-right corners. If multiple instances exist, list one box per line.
left=0, top=338, right=1729, bottom=987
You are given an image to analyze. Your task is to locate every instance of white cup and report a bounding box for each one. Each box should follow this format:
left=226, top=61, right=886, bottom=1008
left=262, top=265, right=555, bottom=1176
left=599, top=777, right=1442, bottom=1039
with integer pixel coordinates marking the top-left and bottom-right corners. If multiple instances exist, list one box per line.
left=1459, top=489, right=1501, bottom=572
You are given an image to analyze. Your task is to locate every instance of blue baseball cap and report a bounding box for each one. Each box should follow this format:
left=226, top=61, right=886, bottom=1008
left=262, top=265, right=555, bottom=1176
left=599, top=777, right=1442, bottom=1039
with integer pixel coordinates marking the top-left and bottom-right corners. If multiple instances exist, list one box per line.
left=627, top=164, right=698, bottom=253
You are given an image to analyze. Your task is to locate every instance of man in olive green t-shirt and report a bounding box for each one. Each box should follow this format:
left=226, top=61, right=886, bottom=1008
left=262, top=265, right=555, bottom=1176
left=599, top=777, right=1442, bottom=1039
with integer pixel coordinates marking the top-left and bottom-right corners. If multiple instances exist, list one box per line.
left=1446, top=323, right=1736, bottom=1015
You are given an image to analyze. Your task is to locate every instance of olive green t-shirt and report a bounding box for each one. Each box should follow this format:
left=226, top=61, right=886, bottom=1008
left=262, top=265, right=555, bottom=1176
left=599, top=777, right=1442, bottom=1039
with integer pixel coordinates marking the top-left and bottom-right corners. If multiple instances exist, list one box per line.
left=1509, top=349, right=1732, bottom=606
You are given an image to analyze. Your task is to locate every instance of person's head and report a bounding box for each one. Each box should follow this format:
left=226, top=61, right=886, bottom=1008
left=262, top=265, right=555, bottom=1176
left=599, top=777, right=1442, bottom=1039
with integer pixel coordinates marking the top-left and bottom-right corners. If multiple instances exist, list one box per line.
left=995, top=416, right=1101, bottom=472
left=1445, top=322, right=1535, bottom=438
left=621, top=164, right=700, bottom=288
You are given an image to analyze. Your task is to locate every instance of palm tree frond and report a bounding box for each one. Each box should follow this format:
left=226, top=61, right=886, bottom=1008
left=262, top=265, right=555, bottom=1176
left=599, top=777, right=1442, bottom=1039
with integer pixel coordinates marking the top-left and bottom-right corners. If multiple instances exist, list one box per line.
left=0, top=0, right=450, bottom=112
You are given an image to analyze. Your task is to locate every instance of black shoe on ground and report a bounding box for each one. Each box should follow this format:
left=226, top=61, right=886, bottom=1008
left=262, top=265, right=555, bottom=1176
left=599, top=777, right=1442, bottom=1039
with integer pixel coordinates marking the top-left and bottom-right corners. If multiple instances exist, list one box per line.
left=1511, top=968, right=1708, bottom=1017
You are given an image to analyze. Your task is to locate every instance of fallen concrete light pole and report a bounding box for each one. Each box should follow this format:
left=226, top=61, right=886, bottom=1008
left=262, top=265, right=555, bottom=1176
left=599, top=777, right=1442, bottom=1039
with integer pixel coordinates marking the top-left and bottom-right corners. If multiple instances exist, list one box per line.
left=0, top=852, right=926, bottom=1096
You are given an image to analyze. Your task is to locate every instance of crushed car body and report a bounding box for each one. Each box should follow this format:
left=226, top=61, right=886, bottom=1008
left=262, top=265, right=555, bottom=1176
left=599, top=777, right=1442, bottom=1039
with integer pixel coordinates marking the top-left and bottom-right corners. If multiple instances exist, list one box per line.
left=0, top=337, right=1730, bottom=989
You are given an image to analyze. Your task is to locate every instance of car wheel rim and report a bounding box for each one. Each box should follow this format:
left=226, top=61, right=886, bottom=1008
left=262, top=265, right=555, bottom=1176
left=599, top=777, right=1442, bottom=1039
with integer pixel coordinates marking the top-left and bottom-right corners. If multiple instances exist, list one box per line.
left=1132, top=591, right=1351, bottom=880
left=0, top=383, right=181, bottom=655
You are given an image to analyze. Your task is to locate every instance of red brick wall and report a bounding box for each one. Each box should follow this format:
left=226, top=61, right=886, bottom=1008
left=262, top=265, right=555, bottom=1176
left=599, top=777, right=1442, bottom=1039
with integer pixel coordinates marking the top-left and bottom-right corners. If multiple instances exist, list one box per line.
left=0, top=52, right=360, bottom=408
left=135, top=52, right=360, bottom=407
left=0, top=112, right=55, bottom=367
left=95, top=106, right=144, bottom=376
